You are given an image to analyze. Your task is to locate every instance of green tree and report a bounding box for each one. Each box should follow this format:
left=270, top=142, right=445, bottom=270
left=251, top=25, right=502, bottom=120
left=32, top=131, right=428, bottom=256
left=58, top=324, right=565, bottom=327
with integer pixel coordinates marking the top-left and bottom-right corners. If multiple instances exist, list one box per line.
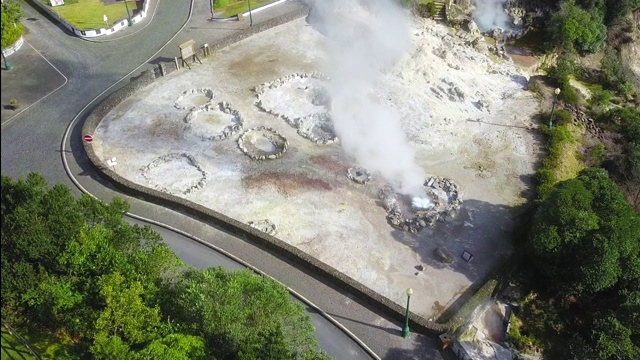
left=135, top=333, right=207, bottom=360
left=1, top=174, right=182, bottom=348
left=94, top=273, right=162, bottom=345
left=159, top=267, right=326, bottom=359
left=590, top=316, right=640, bottom=360
left=528, top=168, right=640, bottom=295
left=546, top=0, right=606, bottom=53
left=90, top=332, right=132, bottom=360
left=1, top=174, right=328, bottom=358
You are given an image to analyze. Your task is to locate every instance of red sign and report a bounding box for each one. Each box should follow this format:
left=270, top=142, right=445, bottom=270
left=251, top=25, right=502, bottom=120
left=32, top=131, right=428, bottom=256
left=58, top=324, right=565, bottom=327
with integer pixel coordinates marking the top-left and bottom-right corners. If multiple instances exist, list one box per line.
left=83, top=134, right=94, bottom=143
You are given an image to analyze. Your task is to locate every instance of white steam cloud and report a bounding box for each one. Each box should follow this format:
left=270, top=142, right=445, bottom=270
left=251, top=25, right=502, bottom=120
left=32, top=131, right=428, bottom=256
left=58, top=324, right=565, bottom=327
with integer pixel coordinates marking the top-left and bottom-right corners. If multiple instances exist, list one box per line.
left=473, top=0, right=511, bottom=31
left=305, top=0, right=425, bottom=195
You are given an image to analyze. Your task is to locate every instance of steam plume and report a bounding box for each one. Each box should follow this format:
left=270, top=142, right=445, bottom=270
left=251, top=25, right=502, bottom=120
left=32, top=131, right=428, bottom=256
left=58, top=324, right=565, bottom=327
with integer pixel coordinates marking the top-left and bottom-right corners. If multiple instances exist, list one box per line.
left=305, top=0, right=425, bottom=195
left=472, top=0, right=511, bottom=31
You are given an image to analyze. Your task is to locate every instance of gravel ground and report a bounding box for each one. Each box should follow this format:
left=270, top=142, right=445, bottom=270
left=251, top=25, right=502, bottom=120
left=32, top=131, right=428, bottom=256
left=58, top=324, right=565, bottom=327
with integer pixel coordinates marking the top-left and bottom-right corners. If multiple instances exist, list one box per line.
left=93, top=16, right=541, bottom=320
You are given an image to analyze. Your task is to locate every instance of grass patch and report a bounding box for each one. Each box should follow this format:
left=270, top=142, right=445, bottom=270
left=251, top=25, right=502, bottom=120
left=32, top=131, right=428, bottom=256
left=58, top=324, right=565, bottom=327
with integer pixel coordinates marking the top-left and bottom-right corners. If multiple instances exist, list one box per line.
left=216, top=0, right=276, bottom=18
left=553, top=123, right=584, bottom=182
left=3, top=325, right=78, bottom=360
left=1, top=326, right=37, bottom=360
left=535, top=112, right=586, bottom=200
left=42, top=0, right=140, bottom=30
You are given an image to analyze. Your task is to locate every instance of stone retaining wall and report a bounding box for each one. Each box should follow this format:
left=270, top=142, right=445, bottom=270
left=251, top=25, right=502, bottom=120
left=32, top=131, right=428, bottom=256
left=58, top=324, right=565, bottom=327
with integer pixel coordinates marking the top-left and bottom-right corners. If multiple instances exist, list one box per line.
left=1, top=36, right=25, bottom=57
left=82, top=7, right=494, bottom=336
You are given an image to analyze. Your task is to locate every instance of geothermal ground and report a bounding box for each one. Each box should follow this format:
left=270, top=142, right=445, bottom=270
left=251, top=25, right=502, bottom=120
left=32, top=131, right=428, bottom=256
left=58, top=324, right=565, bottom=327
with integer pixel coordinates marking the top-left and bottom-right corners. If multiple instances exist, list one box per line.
left=93, top=16, right=541, bottom=319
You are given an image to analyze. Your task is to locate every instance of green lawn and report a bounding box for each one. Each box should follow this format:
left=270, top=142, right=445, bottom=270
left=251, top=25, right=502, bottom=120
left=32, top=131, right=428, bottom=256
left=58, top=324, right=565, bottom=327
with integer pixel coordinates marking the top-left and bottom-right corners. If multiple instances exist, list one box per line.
left=1, top=326, right=37, bottom=360
left=1, top=325, right=79, bottom=360
left=43, top=0, right=141, bottom=30
left=554, top=123, right=585, bottom=182
left=217, top=0, right=276, bottom=17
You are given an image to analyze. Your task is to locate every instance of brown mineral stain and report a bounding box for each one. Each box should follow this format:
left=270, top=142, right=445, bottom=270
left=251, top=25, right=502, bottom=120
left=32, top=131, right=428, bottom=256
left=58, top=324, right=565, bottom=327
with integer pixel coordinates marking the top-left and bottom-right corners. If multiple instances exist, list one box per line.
left=310, top=154, right=346, bottom=174
left=242, top=172, right=332, bottom=196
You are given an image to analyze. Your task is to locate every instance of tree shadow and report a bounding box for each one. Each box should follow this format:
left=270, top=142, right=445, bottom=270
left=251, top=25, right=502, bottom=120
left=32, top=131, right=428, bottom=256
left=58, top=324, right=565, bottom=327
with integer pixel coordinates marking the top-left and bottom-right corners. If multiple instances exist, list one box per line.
left=23, top=0, right=78, bottom=37
left=326, top=311, right=399, bottom=335
left=386, top=197, right=528, bottom=321
left=68, top=106, right=121, bottom=189
left=148, top=57, right=175, bottom=65
left=382, top=334, right=454, bottom=360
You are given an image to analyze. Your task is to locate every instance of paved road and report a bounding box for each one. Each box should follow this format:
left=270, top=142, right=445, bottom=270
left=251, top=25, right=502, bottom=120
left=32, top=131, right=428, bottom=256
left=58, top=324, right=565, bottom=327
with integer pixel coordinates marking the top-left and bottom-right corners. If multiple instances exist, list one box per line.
left=1, top=1, right=449, bottom=359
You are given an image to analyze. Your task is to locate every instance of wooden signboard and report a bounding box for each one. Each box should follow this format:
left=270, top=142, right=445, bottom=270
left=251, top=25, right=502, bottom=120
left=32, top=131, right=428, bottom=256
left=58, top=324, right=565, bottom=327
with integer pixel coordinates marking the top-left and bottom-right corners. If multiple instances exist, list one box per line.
left=178, top=40, right=201, bottom=69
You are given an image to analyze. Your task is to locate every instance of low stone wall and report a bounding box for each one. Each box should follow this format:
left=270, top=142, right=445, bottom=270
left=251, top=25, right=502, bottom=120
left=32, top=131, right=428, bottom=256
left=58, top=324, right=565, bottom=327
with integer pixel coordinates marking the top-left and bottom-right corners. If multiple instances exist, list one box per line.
left=81, top=7, right=493, bottom=336
left=1, top=36, right=25, bottom=57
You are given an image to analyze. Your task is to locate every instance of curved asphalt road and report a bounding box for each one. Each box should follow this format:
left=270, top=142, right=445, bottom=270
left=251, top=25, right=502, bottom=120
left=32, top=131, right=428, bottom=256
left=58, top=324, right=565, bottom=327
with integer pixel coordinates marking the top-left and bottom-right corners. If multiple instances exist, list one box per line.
left=1, top=1, right=446, bottom=359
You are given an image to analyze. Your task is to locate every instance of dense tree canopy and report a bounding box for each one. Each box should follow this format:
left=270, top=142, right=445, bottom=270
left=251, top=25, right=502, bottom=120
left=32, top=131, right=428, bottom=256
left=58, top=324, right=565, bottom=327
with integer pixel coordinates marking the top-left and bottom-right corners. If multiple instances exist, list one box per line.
left=528, top=168, right=640, bottom=296
left=516, top=168, right=640, bottom=359
left=1, top=174, right=329, bottom=359
left=546, top=0, right=607, bottom=53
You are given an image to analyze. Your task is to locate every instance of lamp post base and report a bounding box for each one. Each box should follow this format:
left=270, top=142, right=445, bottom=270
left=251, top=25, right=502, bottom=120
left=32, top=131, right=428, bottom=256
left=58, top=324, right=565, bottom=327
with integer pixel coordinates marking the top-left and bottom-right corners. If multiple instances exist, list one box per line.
left=402, top=326, right=410, bottom=338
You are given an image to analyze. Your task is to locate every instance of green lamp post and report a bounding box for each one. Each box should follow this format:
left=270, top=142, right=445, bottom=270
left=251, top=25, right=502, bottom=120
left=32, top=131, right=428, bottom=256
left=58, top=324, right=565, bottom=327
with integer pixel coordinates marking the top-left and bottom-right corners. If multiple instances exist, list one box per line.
left=123, top=0, right=133, bottom=27
left=1, top=51, right=11, bottom=71
left=549, top=88, right=561, bottom=129
left=247, top=0, right=253, bottom=27
left=402, top=287, right=413, bottom=338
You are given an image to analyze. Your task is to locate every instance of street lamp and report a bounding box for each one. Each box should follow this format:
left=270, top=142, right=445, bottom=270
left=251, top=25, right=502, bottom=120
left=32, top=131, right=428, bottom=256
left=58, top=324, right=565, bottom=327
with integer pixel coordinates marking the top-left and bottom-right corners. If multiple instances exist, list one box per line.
left=549, top=88, right=561, bottom=129
left=247, top=0, right=253, bottom=27
left=402, top=287, right=413, bottom=338
left=123, top=0, right=133, bottom=27
left=1, top=51, right=11, bottom=71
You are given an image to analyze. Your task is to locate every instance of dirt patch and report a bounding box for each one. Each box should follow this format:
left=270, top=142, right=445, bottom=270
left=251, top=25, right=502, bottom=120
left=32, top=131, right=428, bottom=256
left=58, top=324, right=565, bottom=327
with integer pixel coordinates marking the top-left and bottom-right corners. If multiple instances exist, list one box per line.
left=310, top=154, right=347, bottom=175
left=149, top=114, right=185, bottom=141
left=242, top=171, right=333, bottom=196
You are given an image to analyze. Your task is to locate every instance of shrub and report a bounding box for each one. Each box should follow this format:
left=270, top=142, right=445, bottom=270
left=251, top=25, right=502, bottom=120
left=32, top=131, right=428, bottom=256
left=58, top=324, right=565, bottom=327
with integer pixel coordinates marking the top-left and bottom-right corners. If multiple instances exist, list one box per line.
left=527, top=80, right=541, bottom=96
left=415, top=2, right=438, bottom=18
left=426, top=1, right=438, bottom=18
left=553, top=109, right=573, bottom=127
left=589, top=85, right=614, bottom=110
left=589, top=142, right=605, bottom=166
left=559, top=80, right=579, bottom=105
left=601, top=47, right=638, bottom=98
left=1, top=0, right=24, bottom=49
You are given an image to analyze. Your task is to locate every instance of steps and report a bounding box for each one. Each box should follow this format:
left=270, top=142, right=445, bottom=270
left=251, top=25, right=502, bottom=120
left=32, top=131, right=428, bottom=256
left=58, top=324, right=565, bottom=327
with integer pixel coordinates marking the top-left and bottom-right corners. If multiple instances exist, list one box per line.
left=413, top=0, right=447, bottom=22
left=432, top=0, right=446, bottom=21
